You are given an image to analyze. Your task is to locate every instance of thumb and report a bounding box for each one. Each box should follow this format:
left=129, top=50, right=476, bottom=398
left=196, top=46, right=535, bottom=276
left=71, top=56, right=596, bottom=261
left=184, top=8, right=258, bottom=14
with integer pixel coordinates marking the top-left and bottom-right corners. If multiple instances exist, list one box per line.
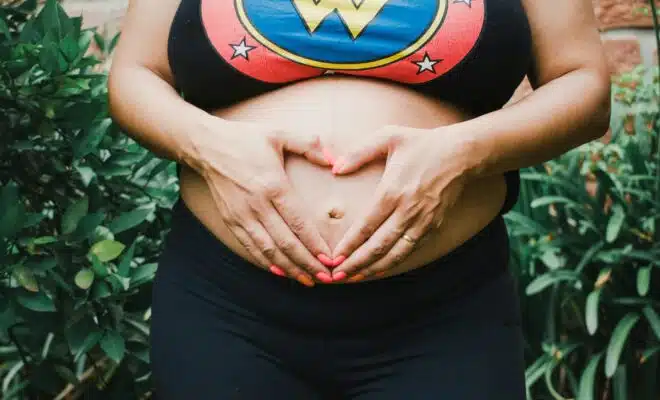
left=332, top=134, right=391, bottom=175
left=277, top=130, right=331, bottom=167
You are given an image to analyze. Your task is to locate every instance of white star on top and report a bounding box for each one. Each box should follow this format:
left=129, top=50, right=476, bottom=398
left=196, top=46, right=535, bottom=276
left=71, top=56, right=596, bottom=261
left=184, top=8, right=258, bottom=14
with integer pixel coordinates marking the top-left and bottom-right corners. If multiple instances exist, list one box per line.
left=230, top=38, right=256, bottom=60
left=453, top=0, right=472, bottom=7
left=413, top=52, right=440, bottom=74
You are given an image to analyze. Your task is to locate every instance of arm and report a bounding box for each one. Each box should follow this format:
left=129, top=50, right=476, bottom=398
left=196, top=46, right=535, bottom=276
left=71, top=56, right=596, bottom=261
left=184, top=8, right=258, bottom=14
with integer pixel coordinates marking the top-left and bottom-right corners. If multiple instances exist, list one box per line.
left=457, top=0, right=611, bottom=178
left=108, top=0, right=210, bottom=172
left=108, top=0, right=334, bottom=285
left=328, top=0, right=611, bottom=281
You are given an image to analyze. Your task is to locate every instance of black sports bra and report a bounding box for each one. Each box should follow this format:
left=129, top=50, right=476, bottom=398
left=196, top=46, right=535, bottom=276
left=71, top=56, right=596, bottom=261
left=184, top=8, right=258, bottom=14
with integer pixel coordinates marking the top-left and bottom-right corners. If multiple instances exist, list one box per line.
left=168, top=0, right=533, bottom=212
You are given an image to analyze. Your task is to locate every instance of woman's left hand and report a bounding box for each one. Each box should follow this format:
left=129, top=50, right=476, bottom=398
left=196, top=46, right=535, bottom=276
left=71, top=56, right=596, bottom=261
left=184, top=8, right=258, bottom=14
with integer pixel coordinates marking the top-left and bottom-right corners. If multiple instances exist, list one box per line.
left=329, top=125, right=475, bottom=282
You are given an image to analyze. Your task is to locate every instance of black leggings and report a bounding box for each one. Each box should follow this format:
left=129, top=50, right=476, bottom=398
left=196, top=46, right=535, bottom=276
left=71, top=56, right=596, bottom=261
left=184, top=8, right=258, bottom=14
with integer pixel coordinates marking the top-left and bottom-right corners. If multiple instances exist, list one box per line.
left=150, top=200, right=526, bottom=399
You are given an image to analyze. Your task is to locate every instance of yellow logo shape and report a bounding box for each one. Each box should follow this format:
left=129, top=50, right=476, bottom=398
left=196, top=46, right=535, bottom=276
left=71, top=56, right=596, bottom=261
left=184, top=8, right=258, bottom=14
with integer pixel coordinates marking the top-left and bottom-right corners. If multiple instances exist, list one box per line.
left=292, top=0, right=390, bottom=39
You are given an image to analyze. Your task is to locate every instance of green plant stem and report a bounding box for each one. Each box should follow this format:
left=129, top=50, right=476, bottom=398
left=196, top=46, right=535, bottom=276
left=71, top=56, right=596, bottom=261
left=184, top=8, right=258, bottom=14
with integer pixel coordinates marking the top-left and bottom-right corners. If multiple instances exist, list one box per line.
left=650, top=0, right=660, bottom=199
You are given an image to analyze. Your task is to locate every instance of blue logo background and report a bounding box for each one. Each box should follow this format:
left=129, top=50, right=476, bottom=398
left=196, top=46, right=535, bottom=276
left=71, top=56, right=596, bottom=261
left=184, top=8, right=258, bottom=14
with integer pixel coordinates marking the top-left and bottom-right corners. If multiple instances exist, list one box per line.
left=241, top=0, right=440, bottom=64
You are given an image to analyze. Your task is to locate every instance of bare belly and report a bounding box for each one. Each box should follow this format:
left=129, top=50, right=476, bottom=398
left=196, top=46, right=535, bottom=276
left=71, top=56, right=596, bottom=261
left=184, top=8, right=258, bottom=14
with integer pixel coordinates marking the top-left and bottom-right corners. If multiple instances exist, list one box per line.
left=180, top=77, right=506, bottom=281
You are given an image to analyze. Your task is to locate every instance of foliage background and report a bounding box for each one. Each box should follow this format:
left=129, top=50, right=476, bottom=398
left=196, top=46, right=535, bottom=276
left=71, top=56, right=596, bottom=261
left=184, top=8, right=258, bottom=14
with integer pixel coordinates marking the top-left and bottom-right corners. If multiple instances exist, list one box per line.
left=0, top=1, right=659, bottom=399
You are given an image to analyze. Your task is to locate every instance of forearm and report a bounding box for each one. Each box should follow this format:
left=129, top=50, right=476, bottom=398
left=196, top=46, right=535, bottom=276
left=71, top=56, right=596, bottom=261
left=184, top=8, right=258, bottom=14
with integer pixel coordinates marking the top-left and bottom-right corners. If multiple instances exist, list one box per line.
left=454, top=68, right=611, bottom=178
left=107, top=65, right=215, bottom=172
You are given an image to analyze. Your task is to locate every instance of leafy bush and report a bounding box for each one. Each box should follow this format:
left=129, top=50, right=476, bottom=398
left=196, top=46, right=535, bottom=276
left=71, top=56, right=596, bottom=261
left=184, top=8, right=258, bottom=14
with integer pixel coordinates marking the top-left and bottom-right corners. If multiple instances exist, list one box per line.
left=0, top=1, right=177, bottom=398
left=509, top=63, right=660, bottom=400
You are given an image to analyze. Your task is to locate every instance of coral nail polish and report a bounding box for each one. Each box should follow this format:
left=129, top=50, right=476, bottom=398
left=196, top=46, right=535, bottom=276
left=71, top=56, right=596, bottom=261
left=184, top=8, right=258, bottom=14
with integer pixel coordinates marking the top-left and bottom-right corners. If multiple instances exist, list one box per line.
left=332, top=158, right=345, bottom=175
left=317, top=254, right=334, bottom=267
left=348, top=274, right=365, bottom=283
left=316, top=272, right=333, bottom=284
left=297, top=274, right=315, bottom=287
left=269, top=265, right=286, bottom=277
left=375, top=271, right=386, bottom=277
left=322, top=148, right=336, bottom=165
left=333, top=271, right=347, bottom=281
left=332, top=255, right=346, bottom=267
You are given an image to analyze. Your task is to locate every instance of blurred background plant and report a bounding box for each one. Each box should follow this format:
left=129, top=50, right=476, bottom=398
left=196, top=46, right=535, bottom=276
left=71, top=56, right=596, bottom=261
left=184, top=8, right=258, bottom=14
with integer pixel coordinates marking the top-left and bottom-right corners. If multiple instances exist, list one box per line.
left=0, top=0, right=659, bottom=399
left=0, top=0, right=177, bottom=398
left=508, top=2, right=660, bottom=397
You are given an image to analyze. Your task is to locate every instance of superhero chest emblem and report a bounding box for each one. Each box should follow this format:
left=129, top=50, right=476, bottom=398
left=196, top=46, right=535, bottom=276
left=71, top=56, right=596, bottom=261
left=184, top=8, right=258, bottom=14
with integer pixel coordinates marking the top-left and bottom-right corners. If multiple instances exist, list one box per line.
left=201, top=0, right=484, bottom=84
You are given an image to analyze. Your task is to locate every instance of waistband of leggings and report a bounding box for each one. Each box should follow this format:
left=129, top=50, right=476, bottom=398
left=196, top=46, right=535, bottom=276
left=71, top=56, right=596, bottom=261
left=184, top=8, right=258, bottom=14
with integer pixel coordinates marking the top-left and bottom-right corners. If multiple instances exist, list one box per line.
left=160, top=198, right=511, bottom=332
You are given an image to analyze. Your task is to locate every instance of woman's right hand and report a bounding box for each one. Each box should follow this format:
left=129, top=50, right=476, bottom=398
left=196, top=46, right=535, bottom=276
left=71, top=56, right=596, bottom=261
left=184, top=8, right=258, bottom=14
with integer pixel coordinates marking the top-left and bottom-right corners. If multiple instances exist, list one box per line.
left=188, top=117, right=334, bottom=287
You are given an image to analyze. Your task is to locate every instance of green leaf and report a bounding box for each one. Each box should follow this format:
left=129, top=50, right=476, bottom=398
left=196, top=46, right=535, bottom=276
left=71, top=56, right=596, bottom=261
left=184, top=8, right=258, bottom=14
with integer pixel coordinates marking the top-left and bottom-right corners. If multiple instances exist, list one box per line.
left=586, top=289, right=601, bottom=335
left=91, top=281, right=112, bottom=300
left=69, top=211, right=106, bottom=241
left=0, top=16, right=10, bottom=40
left=530, top=196, right=581, bottom=209
left=578, top=352, right=603, bottom=400
left=637, top=265, right=652, bottom=296
left=74, top=331, right=102, bottom=362
left=89, top=240, right=125, bottom=262
left=61, top=196, right=89, bottom=235
left=16, top=290, right=56, bottom=312
left=90, top=254, right=110, bottom=278
left=73, top=118, right=112, bottom=159
left=74, top=269, right=94, bottom=290
left=108, top=151, right=146, bottom=167
left=13, top=266, right=39, bottom=292
left=525, top=271, right=579, bottom=295
left=575, top=241, right=605, bottom=273
left=606, top=204, right=626, bottom=243
left=40, top=0, right=63, bottom=39
left=108, top=204, right=155, bottom=234
left=540, top=248, right=565, bottom=269
left=642, top=306, right=660, bottom=341
left=100, top=330, right=125, bottom=363
left=503, top=211, right=547, bottom=235
left=23, top=212, right=46, bottom=229
left=605, top=313, right=640, bottom=377
left=524, top=354, right=552, bottom=389
left=612, top=366, right=627, bottom=400
left=130, top=263, right=158, bottom=287
left=117, top=240, right=136, bottom=277
left=75, top=165, right=96, bottom=186
left=31, top=236, right=57, bottom=246
left=640, top=346, right=660, bottom=364
left=0, top=182, right=26, bottom=238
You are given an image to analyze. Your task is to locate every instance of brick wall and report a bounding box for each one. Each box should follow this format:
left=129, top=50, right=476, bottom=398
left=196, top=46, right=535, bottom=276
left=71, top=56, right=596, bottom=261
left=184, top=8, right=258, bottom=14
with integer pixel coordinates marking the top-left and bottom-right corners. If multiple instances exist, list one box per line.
left=62, top=0, right=657, bottom=98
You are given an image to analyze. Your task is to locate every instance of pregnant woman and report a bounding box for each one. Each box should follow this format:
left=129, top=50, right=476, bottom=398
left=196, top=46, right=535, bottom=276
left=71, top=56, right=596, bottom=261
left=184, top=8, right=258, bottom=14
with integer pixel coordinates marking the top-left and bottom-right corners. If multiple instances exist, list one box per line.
left=108, top=0, right=610, bottom=398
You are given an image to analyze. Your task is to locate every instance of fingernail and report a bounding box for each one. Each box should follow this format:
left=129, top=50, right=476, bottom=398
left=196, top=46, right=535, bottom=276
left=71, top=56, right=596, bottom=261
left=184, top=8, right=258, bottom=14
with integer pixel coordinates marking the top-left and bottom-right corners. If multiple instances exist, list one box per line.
left=332, top=255, right=346, bottom=266
left=269, top=265, right=286, bottom=277
left=322, top=147, right=335, bottom=165
left=332, top=271, right=347, bottom=281
left=332, top=158, right=345, bottom=175
left=348, top=274, right=365, bottom=283
left=297, top=274, right=315, bottom=287
left=316, top=272, right=333, bottom=283
left=317, top=254, right=334, bottom=267
left=375, top=271, right=386, bottom=277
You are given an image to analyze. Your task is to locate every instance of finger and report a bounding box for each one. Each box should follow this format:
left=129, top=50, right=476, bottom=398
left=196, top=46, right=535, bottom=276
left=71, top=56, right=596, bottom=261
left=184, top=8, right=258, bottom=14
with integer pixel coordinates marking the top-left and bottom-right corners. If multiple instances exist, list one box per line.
left=258, top=201, right=333, bottom=282
left=358, top=233, right=417, bottom=279
left=332, top=132, right=391, bottom=175
left=227, top=225, right=272, bottom=270
left=355, top=213, right=434, bottom=279
left=330, top=210, right=409, bottom=279
left=269, top=190, right=333, bottom=260
left=245, top=222, right=318, bottom=287
left=332, top=187, right=398, bottom=263
left=278, top=131, right=331, bottom=167
left=207, top=184, right=317, bottom=286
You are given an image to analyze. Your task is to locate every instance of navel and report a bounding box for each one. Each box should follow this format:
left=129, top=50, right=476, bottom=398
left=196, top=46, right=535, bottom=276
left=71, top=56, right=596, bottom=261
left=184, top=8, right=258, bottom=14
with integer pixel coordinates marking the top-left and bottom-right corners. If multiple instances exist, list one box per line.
left=326, top=206, right=345, bottom=220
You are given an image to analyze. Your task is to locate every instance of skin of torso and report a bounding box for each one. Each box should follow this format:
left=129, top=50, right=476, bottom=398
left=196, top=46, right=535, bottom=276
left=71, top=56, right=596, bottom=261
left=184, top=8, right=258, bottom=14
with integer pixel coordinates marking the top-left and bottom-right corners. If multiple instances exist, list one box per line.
left=180, top=76, right=507, bottom=282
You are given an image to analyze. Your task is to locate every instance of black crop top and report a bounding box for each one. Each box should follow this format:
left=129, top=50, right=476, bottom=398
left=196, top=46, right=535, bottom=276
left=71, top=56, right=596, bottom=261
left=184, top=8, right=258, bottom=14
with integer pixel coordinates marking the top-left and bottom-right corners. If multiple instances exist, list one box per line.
left=168, top=0, right=533, bottom=213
